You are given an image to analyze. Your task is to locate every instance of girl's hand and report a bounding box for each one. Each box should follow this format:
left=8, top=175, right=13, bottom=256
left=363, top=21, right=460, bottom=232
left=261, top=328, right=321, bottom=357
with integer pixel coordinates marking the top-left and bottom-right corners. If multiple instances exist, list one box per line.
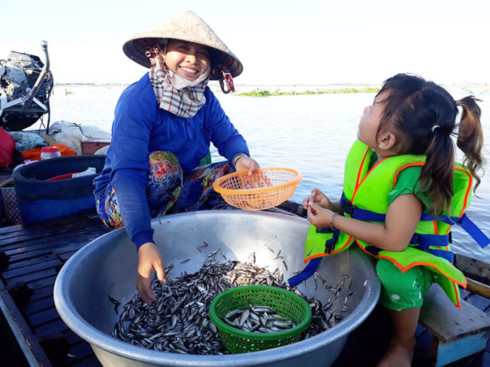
left=307, top=202, right=334, bottom=228
left=136, top=242, right=166, bottom=304
left=303, top=188, right=334, bottom=210
left=235, top=156, right=260, bottom=176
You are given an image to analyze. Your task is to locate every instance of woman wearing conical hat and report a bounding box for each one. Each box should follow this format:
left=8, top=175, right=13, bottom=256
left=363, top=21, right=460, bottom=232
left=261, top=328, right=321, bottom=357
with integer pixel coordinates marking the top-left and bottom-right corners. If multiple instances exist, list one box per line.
left=94, top=11, right=259, bottom=304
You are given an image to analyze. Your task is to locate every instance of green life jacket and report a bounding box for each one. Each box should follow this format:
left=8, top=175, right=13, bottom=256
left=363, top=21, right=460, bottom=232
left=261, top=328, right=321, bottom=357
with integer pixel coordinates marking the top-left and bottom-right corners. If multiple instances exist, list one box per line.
left=303, top=139, right=478, bottom=307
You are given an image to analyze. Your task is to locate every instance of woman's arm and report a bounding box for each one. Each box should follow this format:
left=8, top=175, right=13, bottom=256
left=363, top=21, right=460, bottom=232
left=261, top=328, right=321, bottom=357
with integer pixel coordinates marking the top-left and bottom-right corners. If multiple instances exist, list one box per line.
left=307, top=193, right=422, bottom=252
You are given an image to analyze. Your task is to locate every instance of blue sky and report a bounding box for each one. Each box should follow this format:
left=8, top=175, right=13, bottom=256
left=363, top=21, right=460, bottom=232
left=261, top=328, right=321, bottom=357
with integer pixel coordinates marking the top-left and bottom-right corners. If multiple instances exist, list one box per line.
left=2, top=0, right=489, bottom=86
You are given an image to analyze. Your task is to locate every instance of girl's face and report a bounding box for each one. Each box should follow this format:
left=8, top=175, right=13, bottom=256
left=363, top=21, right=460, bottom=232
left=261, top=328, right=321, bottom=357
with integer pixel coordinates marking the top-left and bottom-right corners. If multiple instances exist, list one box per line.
left=357, top=93, right=386, bottom=148
left=164, top=40, right=211, bottom=81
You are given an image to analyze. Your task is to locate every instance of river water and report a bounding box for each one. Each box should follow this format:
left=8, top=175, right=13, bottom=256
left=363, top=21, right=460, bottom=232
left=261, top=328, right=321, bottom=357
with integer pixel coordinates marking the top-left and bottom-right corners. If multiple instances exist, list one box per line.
left=40, top=84, right=490, bottom=262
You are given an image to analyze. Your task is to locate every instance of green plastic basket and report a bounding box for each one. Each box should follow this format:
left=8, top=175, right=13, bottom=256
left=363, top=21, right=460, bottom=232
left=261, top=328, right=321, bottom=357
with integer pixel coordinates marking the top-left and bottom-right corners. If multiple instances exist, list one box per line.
left=209, top=285, right=312, bottom=353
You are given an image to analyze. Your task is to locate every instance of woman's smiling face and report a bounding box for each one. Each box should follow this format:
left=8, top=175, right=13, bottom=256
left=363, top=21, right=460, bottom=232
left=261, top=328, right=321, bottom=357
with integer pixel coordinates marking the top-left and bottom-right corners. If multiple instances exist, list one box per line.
left=164, top=39, right=211, bottom=81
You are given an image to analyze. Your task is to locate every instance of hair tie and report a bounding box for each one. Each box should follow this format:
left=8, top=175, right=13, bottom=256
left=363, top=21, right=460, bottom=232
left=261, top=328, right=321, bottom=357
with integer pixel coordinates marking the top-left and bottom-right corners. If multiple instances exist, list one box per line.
left=432, top=124, right=440, bottom=133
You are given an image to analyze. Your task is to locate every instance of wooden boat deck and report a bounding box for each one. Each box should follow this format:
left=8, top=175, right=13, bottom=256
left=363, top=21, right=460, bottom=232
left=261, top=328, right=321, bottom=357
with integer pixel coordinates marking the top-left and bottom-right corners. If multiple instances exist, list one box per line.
left=0, top=210, right=108, bottom=366
left=0, top=207, right=489, bottom=366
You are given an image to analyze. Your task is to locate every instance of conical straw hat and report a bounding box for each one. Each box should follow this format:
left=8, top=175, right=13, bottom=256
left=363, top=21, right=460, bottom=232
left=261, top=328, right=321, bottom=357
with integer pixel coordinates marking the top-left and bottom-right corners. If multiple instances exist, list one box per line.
left=123, top=11, right=243, bottom=79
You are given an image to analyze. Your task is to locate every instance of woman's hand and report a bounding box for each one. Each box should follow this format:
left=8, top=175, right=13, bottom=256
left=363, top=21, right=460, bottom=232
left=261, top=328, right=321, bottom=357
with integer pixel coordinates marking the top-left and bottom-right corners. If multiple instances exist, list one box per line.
left=234, top=155, right=260, bottom=176
left=136, top=242, right=166, bottom=304
left=303, top=188, right=334, bottom=211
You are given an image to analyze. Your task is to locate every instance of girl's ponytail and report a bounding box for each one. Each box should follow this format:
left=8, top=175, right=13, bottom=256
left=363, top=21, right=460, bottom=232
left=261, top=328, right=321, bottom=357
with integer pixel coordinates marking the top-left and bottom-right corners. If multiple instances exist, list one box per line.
left=456, top=96, right=485, bottom=190
left=420, top=120, right=455, bottom=215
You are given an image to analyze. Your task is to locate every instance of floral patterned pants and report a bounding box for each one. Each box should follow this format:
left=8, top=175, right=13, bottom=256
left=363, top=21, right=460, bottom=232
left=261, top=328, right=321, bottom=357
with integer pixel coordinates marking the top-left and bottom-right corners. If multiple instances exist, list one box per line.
left=96, top=151, right=230, bottom=230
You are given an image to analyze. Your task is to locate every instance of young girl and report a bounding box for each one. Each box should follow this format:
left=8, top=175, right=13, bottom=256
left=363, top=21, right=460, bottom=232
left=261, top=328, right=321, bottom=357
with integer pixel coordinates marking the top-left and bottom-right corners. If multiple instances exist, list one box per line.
left=94, top=11, right=259, bottom=305
left=303, top=73, right=485, bottom=366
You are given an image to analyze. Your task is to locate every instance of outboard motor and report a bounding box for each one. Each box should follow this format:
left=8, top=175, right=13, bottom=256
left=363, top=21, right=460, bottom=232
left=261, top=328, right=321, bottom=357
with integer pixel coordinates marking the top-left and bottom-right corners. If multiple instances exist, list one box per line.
left=0, top=41, right=53, bottom=132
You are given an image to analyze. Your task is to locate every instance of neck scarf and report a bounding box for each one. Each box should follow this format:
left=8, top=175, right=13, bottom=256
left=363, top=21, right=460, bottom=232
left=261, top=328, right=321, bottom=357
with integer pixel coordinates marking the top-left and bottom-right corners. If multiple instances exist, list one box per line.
left=149, top=53, right=209, bottom=118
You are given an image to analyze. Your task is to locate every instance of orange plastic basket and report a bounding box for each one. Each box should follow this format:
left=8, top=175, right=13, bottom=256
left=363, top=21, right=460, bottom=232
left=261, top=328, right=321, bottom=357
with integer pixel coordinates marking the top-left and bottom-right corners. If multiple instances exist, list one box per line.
left=213, top=167, right=303, bottom=210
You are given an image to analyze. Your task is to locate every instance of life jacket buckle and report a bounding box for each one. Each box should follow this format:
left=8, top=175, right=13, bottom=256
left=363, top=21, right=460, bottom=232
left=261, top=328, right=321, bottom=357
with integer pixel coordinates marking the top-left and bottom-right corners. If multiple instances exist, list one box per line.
left=324, top=229, right=340, bottom=254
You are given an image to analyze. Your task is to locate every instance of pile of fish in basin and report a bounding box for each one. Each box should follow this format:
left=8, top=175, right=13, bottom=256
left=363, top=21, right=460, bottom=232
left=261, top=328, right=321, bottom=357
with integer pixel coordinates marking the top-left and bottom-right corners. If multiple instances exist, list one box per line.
left=54, top=211, right=380, bottom=367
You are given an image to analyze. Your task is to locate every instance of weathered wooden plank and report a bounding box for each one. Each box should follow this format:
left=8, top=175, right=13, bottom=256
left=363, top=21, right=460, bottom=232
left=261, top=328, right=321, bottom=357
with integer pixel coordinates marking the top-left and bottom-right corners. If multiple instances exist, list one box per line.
left=0, top=223, right=24, bottom=236
left=29, top=285, right=54, bottom=302
left=4, top=227, right=100, bottom=251
left=34, top=318, right=69, bottom=337
left=19, top=275, right=57, bottom=292
left=2, top=227, right=106, bottom=254
left=6, top=252, right=65, bottom=271
left=0, top=220, right=100, bottom=243
left=2, top=258, right=62, bottom=279
left=7, top=251, right=59, bottom=267
left=0, top=278, right=53, bottom=366
left=0, top=212, right=101, bottom=237
left=464, top=292, right=490, bottom=311
left=0, top=210, right=107, bottom=248
left=8, top=243, right=82, bottom=264
left=22, top=297, right=55, bottom=316
left=455, top=253, right=490, bottom=285
left=2, top=222, right=102, bottom=274
left=6, top=246, right=81, bottom=272
left=420, top=285, right=490, bottom=343
left=434, top=332, right=489, bottom=367
left=28, top=307, right=62, bottom=328
left=4, top=264, right=60, bottom=284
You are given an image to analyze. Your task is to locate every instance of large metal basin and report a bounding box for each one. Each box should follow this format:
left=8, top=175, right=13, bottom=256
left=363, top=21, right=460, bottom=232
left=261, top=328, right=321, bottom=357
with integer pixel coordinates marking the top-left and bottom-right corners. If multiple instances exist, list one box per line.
left=54, top=211, right=380, bottom=367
